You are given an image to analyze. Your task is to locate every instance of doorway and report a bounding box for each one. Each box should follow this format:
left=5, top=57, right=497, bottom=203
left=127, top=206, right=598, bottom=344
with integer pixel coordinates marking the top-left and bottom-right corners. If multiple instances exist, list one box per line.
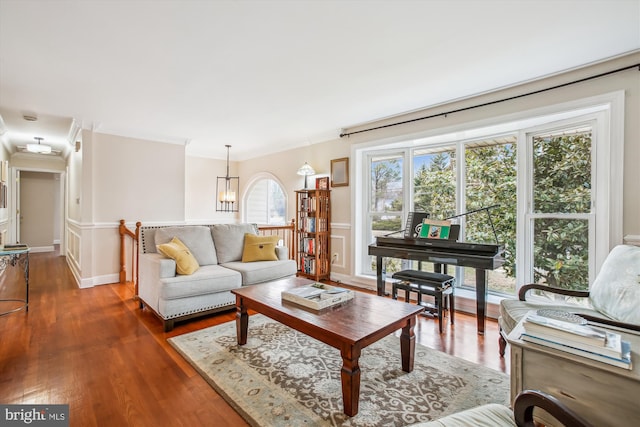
left=14, top=170, right=63, bottom=254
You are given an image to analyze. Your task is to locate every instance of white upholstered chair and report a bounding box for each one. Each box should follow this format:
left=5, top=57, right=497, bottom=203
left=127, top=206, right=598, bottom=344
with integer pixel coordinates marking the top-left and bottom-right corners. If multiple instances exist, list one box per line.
left=411, top=390, right=593, bottom=427
left=498, top=244, right=640, bottom=356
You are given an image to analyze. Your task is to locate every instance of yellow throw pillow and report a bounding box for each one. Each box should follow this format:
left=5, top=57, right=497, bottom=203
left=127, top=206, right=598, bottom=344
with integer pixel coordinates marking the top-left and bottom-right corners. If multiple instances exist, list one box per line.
left=242, top=234, right=280, bottom=262
left=157, top=237, right=199, bottom=275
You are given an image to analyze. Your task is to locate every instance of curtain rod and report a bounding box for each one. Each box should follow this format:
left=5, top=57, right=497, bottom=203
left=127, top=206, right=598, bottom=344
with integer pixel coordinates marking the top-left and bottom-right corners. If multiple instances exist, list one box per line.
left=339, top=63, right=640, bottom=138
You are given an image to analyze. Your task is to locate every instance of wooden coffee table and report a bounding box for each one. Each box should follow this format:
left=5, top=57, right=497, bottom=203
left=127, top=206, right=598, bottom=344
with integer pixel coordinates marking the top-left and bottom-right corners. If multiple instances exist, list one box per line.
left=231, top=276, right=424, bottom=417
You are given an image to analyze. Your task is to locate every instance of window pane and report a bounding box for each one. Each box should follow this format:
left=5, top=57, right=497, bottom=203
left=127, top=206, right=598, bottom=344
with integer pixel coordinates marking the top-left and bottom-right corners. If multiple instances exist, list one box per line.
left=246, top=178, right=286, bottom=225
left=464, top=138, right=517, bottom=294
left=533, top=129, right=592, bottom=214
left=246, top=180, right=268, bottom=224
left=413, top=147, right=456, bottom=218
left=370, top=154, right=403, bottom=212
left=533, top=218, right=589, bottom=291
left=268, top=180, right=286, bottom=224
left=369, top=213, right=404, bottom=275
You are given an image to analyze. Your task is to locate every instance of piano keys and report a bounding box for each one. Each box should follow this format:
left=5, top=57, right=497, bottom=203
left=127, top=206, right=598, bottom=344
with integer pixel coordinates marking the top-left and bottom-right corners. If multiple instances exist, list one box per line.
left=368, top=236, right=504, bottom=334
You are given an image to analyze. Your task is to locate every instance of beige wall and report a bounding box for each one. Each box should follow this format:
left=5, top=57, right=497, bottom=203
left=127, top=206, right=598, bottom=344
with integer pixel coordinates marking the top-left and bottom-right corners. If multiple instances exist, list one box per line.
left=185, top=155, right=239, bottom=223
left=93, top=133, right=186, bottom=223
left=67, top=136, right=83, bottom=222
left=66, top=131, right=191, bottom=287
left=238, top=141, right=352, bottom=280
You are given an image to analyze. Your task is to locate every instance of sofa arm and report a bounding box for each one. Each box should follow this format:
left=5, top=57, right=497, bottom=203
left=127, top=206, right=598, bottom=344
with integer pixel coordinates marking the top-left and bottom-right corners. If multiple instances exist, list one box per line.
left=138, top=253, right=176, bottom=312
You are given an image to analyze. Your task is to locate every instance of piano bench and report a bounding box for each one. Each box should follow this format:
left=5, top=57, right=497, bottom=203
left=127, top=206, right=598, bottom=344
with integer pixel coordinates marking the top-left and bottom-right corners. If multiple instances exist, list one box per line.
left=391, top=270, right=455, bottom=334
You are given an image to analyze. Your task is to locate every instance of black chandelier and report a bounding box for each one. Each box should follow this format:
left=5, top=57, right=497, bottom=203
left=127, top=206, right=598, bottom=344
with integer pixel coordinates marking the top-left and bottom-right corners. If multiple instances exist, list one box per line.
left=216, top=145, right=240, bottom=212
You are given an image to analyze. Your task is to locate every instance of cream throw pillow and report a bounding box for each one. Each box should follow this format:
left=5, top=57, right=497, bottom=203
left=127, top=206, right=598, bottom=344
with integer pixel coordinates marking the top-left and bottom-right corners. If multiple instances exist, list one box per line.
left=589, top=244, right=640, bottom=324
left=242, top=234, right=279, bottom=262
left=157, top=237, right=200, bottom=275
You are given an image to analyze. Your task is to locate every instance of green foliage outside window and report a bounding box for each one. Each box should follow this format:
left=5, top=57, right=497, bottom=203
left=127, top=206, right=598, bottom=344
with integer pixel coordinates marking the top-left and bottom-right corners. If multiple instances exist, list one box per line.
left=369, top=131, right=591, bottom=292
left=532, top=132, right=591, bottom=290
left=465, top=144, right=517, bottom=279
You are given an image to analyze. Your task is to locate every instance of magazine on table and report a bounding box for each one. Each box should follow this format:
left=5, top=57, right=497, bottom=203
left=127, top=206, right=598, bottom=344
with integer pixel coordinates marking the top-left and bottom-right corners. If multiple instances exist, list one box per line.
left=521, top=333, right=632, bottom=370
left=524, top=312, right=609, bottom=346
left=282, top=283, right=353, bottom=310
left=283, top=284, right=350, bottom=299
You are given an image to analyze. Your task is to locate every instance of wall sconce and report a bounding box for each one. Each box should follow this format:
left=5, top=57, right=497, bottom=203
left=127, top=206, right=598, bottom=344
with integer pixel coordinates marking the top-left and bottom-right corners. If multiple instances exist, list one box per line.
left=216, top=145, right=239, bottom=212
left=297, top=162, right=315, bottom=189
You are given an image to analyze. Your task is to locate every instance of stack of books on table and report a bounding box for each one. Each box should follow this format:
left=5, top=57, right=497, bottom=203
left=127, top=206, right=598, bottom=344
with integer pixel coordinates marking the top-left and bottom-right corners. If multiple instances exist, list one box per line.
left=281, top=283, right=354, bottom=311
left=521, top=311, right=632, bottom=370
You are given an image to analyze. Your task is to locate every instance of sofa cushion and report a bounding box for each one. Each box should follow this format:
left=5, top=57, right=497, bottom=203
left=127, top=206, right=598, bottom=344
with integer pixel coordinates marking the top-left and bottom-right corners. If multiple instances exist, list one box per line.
left=409, top=403, right=515, bottom=427
left=212, top=223, right=258, bottom=263
left=159, top=265, right=241, bottom=300
left=222, top=259, right=297, bottom=286
left=242, top=234, right=280, bottom=262
left=589, top=244, right=640, bottom=325
left=157, top=237, right=199, bottom=275
left=155, top=226, right=218, bottom=266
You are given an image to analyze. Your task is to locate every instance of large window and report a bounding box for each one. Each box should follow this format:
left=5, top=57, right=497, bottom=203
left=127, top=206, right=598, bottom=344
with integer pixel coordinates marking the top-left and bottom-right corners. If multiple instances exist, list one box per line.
left=527, top=126, right=593, bottom=291
left=358, top=99, right=620, bottom=298
left=244, top=176, right=287, bottom=225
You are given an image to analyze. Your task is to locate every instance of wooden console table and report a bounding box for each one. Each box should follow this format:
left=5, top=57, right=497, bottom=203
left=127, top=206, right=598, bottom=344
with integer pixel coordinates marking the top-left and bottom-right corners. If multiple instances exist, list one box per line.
left=0, top=246, right=30, bottom=316
left=506, top=319, right=640, bottom=426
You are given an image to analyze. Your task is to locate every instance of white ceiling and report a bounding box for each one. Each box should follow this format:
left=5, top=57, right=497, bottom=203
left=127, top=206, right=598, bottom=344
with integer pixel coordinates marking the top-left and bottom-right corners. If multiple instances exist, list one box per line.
left=0, top=0, right=639, bottom=161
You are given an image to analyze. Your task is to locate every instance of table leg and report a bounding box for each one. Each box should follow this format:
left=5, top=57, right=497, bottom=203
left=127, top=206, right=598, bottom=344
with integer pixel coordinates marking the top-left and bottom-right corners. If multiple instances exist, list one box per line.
left=376, top=255, right=386, bottom=296
left=400, top=315, right=417, bottom=372
left=24, top=254, right=29, bottom=312
left=236, top=298, right=248, bottom=345
left=476, top=269, right=487, bottom=335
left=340, top=345, right=361, bottom=417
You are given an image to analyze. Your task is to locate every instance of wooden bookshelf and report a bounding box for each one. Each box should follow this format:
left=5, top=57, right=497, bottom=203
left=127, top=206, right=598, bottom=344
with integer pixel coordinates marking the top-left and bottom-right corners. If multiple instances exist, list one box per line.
left=295, top=189, right=330, bottom=281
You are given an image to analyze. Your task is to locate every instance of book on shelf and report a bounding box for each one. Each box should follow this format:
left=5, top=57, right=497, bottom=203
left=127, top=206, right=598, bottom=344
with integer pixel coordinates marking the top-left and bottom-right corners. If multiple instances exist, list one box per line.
left=302, top=237, right=315, bottom=255
left=301, top=256, right=316, bottom=275
left=524, top=312, right=608, bottom=346
left=521, top=333, right=632, bottom=370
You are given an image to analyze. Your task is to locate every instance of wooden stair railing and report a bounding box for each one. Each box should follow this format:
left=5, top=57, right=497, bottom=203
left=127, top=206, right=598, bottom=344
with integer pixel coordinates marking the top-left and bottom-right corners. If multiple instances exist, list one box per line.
left=119, top=220, right=141, bottom=297
left=257, top=219, right=296, bottom=260
left=118, top=219, right=296, bottom=298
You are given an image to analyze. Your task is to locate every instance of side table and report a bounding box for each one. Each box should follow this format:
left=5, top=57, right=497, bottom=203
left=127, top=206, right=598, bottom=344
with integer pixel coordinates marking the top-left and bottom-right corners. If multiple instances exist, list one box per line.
left=506, top=318, right=640, bottom=426
left=0, top=245, right=30, bottom=316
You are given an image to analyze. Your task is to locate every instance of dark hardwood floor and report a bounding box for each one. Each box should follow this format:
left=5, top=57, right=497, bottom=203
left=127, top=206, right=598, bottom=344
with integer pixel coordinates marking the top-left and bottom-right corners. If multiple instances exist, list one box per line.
left=0, top=250, right=509, bottom=426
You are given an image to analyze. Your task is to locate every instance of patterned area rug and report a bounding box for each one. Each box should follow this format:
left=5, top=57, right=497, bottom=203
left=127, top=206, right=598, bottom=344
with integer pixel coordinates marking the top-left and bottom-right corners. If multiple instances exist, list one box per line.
left=168, top=314, right=509, bottom=427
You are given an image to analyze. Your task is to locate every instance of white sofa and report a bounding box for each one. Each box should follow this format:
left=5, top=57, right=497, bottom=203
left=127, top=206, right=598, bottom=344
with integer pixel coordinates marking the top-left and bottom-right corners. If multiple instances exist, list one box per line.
left=138, top=223, right=297, bottom=331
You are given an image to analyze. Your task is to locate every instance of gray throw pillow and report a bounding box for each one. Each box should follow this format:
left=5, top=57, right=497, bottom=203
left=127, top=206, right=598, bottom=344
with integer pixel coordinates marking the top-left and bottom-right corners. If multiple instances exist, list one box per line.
left=212, top=223, right=258, bottom=263
left=155, top=226, right=218, bottom=266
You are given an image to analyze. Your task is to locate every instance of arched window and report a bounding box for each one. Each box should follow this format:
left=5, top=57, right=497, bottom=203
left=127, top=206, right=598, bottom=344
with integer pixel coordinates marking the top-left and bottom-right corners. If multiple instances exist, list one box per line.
left=244, top=175, right=287, bottom=225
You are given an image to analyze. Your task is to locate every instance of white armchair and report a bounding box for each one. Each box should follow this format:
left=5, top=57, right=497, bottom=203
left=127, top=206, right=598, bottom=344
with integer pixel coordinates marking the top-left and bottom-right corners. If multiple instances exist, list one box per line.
left=412, top=390, right=593, bottom=427
left=499, top=244, right=640, bottom=356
